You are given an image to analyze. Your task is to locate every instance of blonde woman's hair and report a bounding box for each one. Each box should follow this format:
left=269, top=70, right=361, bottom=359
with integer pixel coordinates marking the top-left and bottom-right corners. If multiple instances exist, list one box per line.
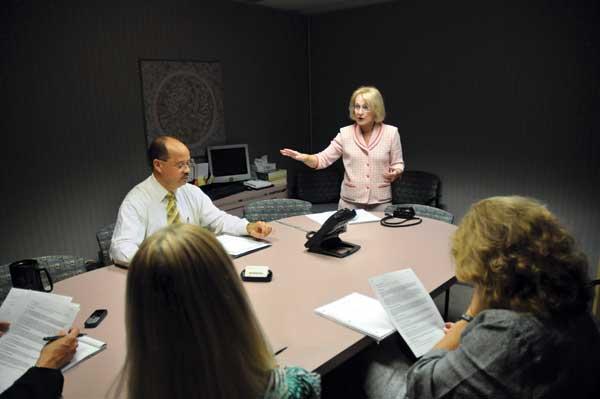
left=122, top=224, right=276, bottom=399
left=452, top=196, right=591, bottom=319
left=348, top=86, right=386, bottom=123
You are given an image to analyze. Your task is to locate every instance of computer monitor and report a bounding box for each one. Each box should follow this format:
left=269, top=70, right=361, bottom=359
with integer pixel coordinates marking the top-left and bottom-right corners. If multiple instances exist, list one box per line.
left=207, top=144, right=251, bottom=183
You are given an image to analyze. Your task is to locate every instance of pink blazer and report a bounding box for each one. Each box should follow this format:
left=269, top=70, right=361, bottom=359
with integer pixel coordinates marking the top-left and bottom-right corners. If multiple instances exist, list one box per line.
left=315, top=123, right=404, bottom=204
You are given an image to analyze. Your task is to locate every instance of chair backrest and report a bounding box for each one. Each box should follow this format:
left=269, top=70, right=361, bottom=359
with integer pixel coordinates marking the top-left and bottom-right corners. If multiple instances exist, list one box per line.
left=593, top=258, right=600, bottom=319
left=244, top=198, right=312, bottom=222
left=391, top=170, right=441, bottom=207
left=295, top=168, right=342, bottom=204
left=385, top=203, right=454, bottom=224
left=96, top=223, right=115, bottom=266
left=0, top=255, right=88, bottom=305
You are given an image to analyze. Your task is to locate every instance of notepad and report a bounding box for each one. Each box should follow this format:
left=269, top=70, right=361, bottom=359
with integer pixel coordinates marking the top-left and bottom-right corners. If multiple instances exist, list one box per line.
left=62, top=335, right=107, bottom=372
left=314, top=292, right=396, bottom=342
left=216, top=234, right=271, bottom=258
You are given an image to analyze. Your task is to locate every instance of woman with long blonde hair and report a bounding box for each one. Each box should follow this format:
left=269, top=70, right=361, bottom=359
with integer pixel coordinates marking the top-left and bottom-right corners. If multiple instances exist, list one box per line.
left=121, top=224, right=320, bottom=399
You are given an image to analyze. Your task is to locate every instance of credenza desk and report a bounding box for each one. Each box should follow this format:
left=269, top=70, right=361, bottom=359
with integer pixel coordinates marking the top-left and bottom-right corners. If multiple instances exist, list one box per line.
left=55, top=214, right=456, bottom=398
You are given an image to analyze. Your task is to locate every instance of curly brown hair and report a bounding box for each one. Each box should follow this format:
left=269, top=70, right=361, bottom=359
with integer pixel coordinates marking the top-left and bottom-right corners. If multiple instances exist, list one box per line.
left=452, top=196, right=591, bottom=319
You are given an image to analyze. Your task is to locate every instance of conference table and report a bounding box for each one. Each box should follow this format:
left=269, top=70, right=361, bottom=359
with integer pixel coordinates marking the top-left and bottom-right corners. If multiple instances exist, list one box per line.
left=54, top=213, right=457, bottom=398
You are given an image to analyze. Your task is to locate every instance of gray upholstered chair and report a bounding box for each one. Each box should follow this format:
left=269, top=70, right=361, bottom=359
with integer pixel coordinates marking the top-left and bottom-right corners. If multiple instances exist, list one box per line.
left=96, top=223, right=115, bottom=266
left=0, top=255, right=89, bottom=305
left=243, top=198, right=312, bottom=222
left=385, top=203, right=454, bottom=224
left=391, top=170, right=442, bottom=207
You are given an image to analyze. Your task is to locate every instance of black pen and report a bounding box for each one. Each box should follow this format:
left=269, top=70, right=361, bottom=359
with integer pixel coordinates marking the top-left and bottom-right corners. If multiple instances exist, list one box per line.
left=274, top=346, right=288, bottom=356
left=43, top=333, right=86, bottom=342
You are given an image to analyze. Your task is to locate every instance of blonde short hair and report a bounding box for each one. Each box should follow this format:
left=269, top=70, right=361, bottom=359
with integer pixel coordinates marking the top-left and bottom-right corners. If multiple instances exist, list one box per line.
left=452, top=196, right=591, bottom=319
left=122, top=224, right=275, bottom=399
left=349, top=86, right=386, bottom=123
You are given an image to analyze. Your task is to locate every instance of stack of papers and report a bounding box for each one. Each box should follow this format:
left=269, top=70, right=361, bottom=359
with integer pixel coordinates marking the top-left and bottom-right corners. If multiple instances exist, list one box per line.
left=306, top=209, right=381, bottom=225
left=314, top=292, right=395, bottom=342
left=314, top=269, right=445, bottom=358
left=0, top=288, right=106, bottom=394
left=216, top=234, right=271, bottom=258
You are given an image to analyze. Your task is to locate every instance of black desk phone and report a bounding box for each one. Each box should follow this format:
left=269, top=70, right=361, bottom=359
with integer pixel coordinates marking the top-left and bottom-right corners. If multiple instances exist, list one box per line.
left=304, top=208, right=361, bottom=258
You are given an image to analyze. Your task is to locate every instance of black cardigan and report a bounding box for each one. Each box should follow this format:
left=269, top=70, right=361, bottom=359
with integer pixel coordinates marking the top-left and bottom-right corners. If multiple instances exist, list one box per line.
left=0, top=367, right=63, bottom=399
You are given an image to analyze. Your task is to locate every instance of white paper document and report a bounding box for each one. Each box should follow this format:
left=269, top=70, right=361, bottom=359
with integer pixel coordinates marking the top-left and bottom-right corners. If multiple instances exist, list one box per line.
left=0, top=288, right=79, bottom=393
left=0, top=288, right=107, bottom=393
left=314, top=292, right=396, bottom=342
left=216, top=234, right=271, bottom=257
left=306, top=209, right=381, bottom=226
left=369, top=269, right=445, bottom=357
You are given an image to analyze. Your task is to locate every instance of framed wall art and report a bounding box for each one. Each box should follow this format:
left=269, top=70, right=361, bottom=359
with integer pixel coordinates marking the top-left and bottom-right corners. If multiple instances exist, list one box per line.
left=139, top=59, right=226, bottom=157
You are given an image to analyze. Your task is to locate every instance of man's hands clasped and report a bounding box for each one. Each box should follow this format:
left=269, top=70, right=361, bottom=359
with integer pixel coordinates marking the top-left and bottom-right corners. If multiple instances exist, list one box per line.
left=247, top=221, right=272, bottom=239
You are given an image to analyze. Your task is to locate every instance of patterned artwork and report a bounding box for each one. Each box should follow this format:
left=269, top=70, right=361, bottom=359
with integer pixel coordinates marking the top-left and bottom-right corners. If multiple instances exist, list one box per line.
left=139, top=59, right=226, bottom=156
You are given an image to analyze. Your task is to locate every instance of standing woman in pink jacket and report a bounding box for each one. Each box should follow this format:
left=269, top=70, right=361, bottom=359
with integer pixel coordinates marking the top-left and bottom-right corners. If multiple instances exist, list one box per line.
left=281, top=86, right=404, bottom=211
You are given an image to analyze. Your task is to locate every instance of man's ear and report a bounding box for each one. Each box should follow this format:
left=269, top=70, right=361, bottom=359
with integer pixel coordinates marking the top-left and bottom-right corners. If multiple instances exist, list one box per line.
left=153, top=159, right=162, bottom=173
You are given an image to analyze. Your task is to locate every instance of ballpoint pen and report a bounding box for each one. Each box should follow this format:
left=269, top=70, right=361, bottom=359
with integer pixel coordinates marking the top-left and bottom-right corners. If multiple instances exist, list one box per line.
left=43, top=333, right=86, bottom=342
left=274, top=346, right=288, bottom=356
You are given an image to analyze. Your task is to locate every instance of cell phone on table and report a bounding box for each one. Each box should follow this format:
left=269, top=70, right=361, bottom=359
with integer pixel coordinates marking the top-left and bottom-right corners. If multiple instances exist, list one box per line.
left=84, top=309, right=108, bottom=328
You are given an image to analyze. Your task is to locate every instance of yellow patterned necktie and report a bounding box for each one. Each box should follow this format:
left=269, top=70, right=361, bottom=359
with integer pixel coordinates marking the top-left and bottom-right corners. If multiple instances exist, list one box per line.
left=166, top=192, right=181, bottom=224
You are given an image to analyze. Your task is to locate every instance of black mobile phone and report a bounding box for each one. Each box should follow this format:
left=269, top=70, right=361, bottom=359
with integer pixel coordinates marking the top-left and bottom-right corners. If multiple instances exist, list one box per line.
left=84, top=309, right=108, bottom=328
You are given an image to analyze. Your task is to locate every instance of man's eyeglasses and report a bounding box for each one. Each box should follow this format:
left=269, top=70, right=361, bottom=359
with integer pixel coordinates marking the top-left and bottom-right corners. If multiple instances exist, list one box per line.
left=353, top=104, right=370, bottom=112
left=159, top=159, right=193, bottom=170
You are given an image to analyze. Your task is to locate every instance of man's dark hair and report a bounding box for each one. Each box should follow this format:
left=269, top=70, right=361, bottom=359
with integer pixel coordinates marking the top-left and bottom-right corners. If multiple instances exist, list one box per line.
left=147, top=136, right=172, bottom=169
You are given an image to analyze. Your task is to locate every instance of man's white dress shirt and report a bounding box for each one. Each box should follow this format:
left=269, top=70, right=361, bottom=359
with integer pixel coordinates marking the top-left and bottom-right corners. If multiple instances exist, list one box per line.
left=109, top=174, right=249, bottom=265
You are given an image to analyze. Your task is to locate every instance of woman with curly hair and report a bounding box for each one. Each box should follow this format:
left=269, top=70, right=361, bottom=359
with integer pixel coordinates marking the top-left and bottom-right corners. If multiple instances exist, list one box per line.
left=405, top=196, right=600, bottom=398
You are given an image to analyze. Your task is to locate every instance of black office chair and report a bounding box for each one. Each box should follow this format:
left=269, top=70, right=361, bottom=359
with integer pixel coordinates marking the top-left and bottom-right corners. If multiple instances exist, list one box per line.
left=294, top=168, right=342, bottom=213
left=391, top=170, right=441, bottom=208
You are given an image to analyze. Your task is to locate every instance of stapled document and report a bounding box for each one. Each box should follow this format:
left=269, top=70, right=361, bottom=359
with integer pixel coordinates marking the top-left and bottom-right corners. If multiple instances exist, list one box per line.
left=369, top=269, right=445, bottom=357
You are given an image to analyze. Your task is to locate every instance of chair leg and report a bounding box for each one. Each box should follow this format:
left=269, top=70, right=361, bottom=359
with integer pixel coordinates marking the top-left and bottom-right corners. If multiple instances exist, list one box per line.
left=444, top=287, right=451, bottom=321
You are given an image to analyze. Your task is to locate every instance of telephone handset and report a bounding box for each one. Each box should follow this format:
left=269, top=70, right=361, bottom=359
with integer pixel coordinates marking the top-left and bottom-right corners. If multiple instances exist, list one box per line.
left=304, top=208, right=361, bottom=258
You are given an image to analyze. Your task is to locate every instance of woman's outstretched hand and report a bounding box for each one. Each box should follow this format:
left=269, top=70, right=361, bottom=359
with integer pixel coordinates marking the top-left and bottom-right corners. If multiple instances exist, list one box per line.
left=280, top=148, right=306, bottom=161
left=280, top=149, right=318, bottom=168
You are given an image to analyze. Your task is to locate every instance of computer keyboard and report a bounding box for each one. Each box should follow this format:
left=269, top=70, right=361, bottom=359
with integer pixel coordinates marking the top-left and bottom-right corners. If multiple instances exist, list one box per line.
left=243, top=180, right=274, bottom=189
left=201, top=182, right=248, bottom=200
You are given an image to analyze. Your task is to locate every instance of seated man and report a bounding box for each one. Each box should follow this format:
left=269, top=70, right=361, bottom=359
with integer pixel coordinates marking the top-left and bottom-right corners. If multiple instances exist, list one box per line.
left=110, top=135, right=272, bottom=266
